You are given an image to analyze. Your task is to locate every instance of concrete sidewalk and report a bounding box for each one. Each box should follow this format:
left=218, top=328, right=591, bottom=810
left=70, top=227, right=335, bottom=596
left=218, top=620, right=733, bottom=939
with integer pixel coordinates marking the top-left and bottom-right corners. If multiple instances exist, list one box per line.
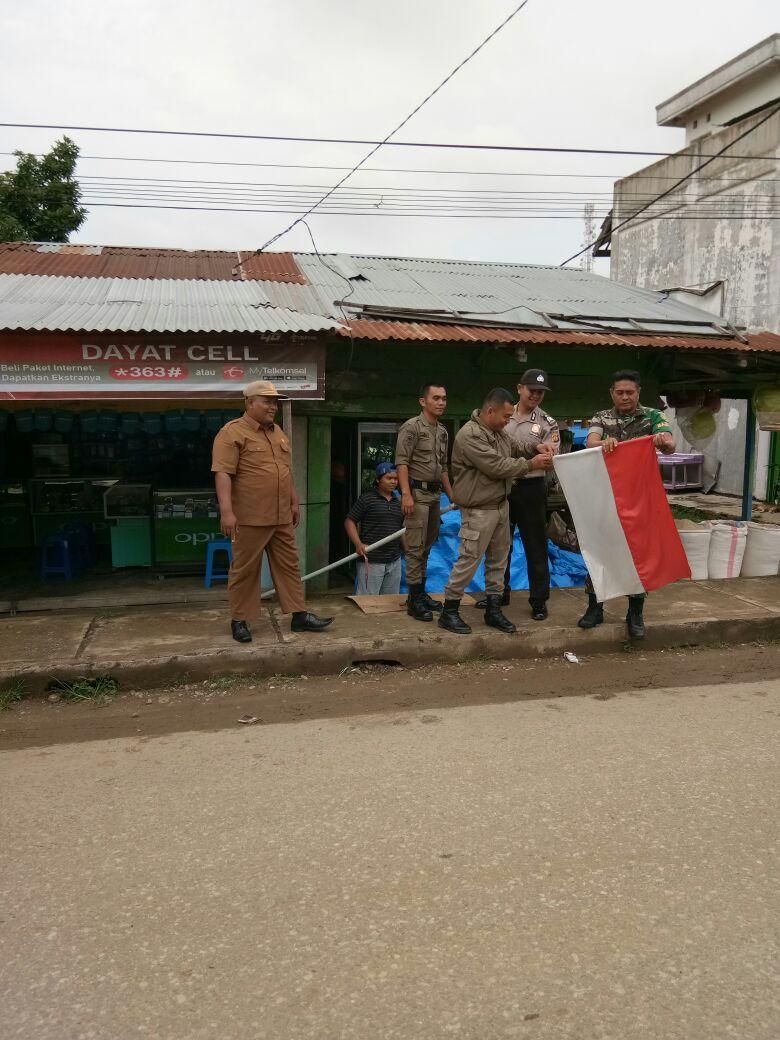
left=2, top=576, right=778, bottom=693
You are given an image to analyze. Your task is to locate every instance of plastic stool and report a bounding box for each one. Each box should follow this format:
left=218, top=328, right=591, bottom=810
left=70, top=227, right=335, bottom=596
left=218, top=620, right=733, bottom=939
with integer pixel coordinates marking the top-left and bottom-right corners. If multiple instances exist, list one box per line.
left=61, top=522, right=96, bottom=569
left=41, top=534, right=77, bottom=581
left=204, top=539, right=233, bottom=587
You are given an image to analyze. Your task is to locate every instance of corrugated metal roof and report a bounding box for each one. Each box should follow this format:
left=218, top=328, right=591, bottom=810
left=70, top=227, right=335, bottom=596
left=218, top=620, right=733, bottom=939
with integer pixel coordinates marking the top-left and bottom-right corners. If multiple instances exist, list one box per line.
left=292, top=252, right=744, bottom=333
left=343, top=319, right=780, bottom=353
left=2, top=244, right=774, bottom=352
left=0, top=274, right=341, bottom=334
left=0, top=243, right=306, bottom=283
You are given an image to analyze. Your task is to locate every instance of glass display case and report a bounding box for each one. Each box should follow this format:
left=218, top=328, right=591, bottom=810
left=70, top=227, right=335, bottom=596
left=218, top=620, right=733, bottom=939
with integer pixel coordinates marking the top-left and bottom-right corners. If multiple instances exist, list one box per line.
left=29, top=478, right=117, bottom=546
left=0, top=484, right=33, bottom=549
left=103, top=483, right=152, bottom=519
left=152, top=489, right=222, bottom=568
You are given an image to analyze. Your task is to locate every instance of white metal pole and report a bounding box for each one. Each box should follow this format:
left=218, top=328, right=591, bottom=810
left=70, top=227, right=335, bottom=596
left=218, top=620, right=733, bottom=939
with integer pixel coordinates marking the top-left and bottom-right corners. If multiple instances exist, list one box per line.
left=260, top=503, right=456, bottom=599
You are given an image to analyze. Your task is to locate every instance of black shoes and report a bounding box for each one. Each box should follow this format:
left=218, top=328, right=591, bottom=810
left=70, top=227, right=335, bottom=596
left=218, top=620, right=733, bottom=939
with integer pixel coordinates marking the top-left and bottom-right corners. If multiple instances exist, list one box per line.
left=577, top=594, right=604, bottom=629
left=438, top=599, right=472, bottom=635
left=530, top=601, right=548, bottom=621
left=231, top=620, right=252, bottom=643
left=419, top=590, right=443, bottom=613
left=625, top=596, right=646, bottom=639
left=484, top=594, right=517, bottom=634
left=475, top=587, right=510, bottom=610
left=406, top=584, right=433, bottom=622
left=291, top=611, right=334, bottom=633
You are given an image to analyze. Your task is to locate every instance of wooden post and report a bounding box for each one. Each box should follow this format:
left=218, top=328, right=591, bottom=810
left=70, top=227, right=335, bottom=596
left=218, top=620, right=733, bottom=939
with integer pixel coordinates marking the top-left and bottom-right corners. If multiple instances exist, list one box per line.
left=281, top=399, right=293, bottom=450
left=741, top=397, right=756, bottom=521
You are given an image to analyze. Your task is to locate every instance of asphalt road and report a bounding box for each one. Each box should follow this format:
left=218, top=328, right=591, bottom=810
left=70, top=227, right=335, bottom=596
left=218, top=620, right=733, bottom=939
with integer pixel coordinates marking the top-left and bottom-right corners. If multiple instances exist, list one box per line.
left=2, top=673, right=778, bottom=1040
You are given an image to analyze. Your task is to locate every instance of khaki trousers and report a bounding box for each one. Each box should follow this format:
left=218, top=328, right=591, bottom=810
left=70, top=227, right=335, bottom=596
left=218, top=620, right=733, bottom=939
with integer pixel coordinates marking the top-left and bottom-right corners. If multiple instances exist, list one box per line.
left=228, top=523, right=306, bottom=620
left=403, top=489, right=441, bottom=585
left=445, top=502, right=510, bottom=601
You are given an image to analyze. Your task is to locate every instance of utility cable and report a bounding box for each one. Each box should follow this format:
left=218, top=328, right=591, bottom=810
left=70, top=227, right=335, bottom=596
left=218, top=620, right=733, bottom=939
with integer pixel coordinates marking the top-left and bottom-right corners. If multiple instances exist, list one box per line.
left=560, top=103, right=780, bottom=266
left=252, top=0, right=534, bottom=254
left=1, top=124, right=777, bottom=162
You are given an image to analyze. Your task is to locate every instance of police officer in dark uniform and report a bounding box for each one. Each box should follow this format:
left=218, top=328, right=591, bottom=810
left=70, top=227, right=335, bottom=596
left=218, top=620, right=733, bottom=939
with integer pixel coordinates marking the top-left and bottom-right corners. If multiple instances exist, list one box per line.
left=475, top=369, right=559, bottom=620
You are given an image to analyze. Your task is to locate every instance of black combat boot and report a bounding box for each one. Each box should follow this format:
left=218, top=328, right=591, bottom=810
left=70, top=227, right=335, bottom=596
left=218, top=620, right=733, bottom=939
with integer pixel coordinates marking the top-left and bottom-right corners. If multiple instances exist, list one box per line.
left=625, top=596, right=646, bottom=639
left=577, top=593, right=604, bottom=629
left=406, top=584, right=433, bottom=622
left=475, top=586, right=510, bottom=610
left=484, top=594, right=517, bottom=634
left=438, top=599, right=472, bottom=635
left=419, top=588, right=443, bottom=613
left=530, top=600, right=548, bottom=621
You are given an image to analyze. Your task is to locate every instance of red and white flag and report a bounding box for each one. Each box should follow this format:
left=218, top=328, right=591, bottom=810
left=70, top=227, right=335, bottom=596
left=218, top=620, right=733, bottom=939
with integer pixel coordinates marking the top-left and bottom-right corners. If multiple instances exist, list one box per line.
left=553, top=436, right=691, bottom=602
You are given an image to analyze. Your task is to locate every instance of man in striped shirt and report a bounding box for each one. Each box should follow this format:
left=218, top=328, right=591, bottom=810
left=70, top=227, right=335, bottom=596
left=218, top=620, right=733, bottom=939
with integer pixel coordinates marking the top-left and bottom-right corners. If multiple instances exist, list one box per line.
left=345, top=463, right=405, bottom=595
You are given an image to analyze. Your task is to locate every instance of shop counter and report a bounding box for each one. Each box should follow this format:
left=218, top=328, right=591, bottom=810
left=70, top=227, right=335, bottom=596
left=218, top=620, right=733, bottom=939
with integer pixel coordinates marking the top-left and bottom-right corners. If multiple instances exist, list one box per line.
left=104, top=484, right=153, bottom=568
left=153, top=489, right=221, bottom=570
left=29, top=478, right=116, bottom=547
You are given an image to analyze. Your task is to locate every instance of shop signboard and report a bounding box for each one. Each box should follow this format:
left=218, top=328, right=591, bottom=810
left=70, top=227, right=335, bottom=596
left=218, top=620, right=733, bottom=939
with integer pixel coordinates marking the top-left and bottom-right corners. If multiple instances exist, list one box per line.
left=0, top=333, right=326, bottom=400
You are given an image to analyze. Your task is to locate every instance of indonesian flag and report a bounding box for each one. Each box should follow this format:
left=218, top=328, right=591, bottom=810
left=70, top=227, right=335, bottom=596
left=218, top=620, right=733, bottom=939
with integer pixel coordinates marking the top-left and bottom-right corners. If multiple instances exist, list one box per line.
left=553, top=436, right=691, bottom=601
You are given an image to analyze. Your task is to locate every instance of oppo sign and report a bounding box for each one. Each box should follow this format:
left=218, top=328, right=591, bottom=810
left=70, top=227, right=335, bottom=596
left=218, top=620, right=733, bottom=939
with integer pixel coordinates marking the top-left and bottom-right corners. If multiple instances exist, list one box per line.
left=174, top=532, right=222, bottom=545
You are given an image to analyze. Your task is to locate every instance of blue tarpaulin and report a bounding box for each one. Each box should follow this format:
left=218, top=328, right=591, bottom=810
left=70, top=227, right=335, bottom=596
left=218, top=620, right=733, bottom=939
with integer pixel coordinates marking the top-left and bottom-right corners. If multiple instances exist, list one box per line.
left=399, top=497, right=588, bottom=595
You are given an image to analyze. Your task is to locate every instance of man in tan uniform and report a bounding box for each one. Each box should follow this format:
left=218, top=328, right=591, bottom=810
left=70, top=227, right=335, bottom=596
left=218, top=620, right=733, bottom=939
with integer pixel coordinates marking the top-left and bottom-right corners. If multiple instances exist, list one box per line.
left=395, top=383, right=453, bottom=622
left=440, top=387, right=554, bottom=636
left=211, top=380, right=333, bottom=642
left=502, top=369, right=559, bottom=620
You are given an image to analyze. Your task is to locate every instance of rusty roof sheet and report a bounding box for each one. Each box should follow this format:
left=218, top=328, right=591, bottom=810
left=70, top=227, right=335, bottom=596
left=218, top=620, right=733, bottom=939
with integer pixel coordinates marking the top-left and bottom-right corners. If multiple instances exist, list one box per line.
left=342, top=319, right=780, bottom=353
left=0, top=243, right=306, bottom=283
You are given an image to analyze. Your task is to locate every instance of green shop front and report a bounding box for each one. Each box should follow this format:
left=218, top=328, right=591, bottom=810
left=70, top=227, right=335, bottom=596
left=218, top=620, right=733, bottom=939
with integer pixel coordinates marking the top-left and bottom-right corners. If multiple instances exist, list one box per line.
left=0, top=330, right=326, bottom=588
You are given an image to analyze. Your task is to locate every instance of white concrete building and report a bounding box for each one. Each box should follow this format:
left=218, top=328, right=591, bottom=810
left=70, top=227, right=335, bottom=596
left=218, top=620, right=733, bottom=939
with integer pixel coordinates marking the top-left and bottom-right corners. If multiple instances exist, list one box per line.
left=608, top=35, right=780, bottom=501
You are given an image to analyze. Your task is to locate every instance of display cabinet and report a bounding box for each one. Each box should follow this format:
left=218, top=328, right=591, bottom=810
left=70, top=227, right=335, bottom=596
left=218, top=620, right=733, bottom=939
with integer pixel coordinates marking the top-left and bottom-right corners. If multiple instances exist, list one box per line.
left=104, top=483, right=153, bottom=567
left=0, top=484, right=33, bottom=549
left=152, top=489, right=221, bottom=568
left=29, top=478, right=116, bottom=546
left=103, top=483, right=152, bottom=519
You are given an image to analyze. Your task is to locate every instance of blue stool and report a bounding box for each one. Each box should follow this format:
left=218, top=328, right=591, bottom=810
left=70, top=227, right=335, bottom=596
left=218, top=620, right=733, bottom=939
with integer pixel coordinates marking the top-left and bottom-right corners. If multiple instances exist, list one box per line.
left=204, top=539, right=233, bottom=587
left=61, top=522, right=96, bottom=569
left=41, top=534, right=78, bottom=581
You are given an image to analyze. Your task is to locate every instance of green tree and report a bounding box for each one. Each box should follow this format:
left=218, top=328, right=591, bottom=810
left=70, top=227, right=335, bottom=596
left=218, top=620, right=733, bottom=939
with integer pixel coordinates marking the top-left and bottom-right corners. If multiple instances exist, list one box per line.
left=0, top=136, right=86, bottom=242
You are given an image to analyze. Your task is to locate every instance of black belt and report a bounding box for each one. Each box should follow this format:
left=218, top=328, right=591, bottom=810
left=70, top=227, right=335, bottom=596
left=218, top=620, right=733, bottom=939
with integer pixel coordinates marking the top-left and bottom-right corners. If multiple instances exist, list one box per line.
left=411, top=479, right=442, bottom=492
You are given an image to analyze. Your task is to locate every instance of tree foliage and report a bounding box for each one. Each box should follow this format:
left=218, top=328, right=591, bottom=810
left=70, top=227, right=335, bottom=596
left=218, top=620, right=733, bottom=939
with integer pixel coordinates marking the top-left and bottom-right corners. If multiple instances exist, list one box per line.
left=0, top=136, right=87, bottom=242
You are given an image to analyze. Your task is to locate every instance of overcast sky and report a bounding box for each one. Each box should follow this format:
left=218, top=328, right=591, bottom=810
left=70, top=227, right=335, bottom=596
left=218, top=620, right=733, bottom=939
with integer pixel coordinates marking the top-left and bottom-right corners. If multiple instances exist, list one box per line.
left=0, top=0, right=776, bottom=269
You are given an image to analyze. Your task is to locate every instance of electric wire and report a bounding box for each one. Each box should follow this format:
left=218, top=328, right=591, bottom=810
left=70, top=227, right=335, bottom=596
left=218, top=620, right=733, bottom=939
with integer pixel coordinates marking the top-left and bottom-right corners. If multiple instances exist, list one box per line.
left=560, top=103, right=780, bottom=266
left=4, top=150, right=777, bottom=183
left=1, top=123, right=778, bottom=161
left=254, top=0, right=535, bottom=253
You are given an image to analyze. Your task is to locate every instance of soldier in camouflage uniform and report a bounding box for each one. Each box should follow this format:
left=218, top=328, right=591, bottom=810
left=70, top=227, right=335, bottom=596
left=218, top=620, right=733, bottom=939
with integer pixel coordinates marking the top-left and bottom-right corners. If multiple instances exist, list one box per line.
left=578, top=370, right=675, bottom=638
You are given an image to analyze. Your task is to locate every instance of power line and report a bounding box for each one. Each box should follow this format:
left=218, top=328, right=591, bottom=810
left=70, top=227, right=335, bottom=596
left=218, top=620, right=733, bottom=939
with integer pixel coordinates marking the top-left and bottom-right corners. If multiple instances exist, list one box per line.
left=3, top=151, right=779, bottom=185
left=68, top=174, right=780, bottom=199
left=75, top=200, right=780, bottom=220
left=2, top=123, right=777, bottom=162
left=560, top=103, right=780, bottom=266
left=254, top=0, right=535, bottom=253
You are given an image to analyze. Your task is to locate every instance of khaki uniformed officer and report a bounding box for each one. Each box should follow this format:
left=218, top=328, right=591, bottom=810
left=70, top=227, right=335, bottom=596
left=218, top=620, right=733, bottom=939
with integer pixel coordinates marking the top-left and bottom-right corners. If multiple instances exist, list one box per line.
left=440, top=387, right=554, bottom=636
left=504, top=369, right=559, bottom=620
left=211, top=381, right=333, bottom=643
left=395, top=383, right=454, bottom=622
left=578, top=369, right=675, bottom=639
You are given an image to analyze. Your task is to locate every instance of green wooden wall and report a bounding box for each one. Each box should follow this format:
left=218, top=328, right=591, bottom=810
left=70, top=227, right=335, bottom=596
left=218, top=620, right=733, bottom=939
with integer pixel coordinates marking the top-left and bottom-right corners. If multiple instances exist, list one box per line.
left=297, top=340, right=664, bottom=421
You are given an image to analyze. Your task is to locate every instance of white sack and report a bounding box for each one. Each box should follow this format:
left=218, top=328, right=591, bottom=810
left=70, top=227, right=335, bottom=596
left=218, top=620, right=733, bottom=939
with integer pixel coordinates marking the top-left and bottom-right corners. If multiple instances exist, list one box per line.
left=707, top=522, right=747, bottom=579
left=675, top=520, right=712, bottom=580
left=740, top=523, right=780, bottom=577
